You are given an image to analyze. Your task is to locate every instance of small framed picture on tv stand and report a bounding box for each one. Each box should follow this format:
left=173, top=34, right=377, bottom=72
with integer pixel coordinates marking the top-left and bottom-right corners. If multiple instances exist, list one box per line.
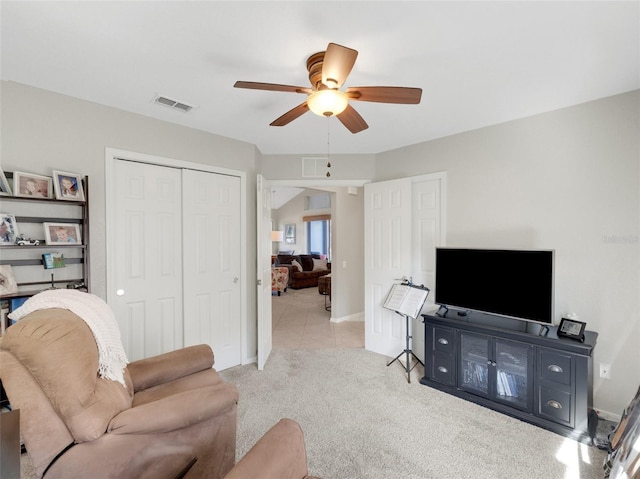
left=557, top=318, right=587, bottom=342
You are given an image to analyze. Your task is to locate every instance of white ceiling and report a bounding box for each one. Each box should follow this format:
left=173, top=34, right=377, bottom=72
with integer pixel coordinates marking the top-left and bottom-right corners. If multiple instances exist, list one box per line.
left=2, top=1, right=638, bottom=155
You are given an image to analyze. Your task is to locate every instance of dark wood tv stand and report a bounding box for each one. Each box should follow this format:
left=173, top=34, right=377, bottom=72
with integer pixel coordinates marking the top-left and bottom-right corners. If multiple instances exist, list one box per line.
left=420, top=311, right=598, bottom=443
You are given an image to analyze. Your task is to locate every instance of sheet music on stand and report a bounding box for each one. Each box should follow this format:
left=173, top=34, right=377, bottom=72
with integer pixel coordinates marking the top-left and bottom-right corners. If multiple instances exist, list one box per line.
left=383, top=280, right=430, bottom=383
left=383, top=282, right=430, bottom=319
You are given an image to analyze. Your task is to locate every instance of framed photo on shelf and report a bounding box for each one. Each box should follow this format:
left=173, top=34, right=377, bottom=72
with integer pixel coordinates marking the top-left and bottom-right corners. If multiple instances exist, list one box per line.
left=557, top=317, right=587, bottom=341
left=0, top=168, right=12, bottom=196
left=13, top=171, right=52, bottom=199
left=53, top=170, right=85, bottom=201
left=43, top=222, right=81, bottom=245
left=0, top=213, right=19, bottom=245
left=0, top=265, right=18, bottom=295
left=42, top=252, right=66, bottom=269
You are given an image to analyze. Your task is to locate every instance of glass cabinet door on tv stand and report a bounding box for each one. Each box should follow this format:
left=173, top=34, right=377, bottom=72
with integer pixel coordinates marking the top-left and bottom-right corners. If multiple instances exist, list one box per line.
left=459, top=332, right=490, bottom=397
left=459, top=331, right=534, bottom=413
left=494, top=339, right=533, bottom=412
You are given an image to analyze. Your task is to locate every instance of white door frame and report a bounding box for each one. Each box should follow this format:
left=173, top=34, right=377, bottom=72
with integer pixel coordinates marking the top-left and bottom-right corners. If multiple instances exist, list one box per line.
left=256, top=174, right=273, bottom=369
left=105, top=147, right=249, bottom=364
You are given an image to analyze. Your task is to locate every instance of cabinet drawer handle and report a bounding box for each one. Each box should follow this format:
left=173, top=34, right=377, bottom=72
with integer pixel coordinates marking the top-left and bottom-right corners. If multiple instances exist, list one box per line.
left=438, top=338, right=449, bottom=345
left=437, top=366, right=448, bottom=373
left=547, top=400, right=562, bottom=409
left=548, top=364, right=563, bottom=373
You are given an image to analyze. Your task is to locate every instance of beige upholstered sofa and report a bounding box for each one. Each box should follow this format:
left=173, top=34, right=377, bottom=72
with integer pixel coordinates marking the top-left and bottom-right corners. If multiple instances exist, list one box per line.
left=0, top=302, right=321, bottom=479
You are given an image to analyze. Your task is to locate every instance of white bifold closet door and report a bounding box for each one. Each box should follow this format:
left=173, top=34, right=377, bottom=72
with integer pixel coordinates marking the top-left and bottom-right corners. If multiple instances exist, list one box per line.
left=182, top=169, right=241, bottom=370
left=112, top=160, right=241, bottom=369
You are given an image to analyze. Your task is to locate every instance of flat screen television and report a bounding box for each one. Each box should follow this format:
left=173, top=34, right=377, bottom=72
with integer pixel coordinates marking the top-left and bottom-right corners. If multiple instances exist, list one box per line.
left=435, top=248, right=554, bottom=324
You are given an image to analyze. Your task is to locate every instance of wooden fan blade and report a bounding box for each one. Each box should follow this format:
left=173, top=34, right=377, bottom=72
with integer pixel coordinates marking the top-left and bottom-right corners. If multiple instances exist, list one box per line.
left=322, top=43, right=358, bottom=88
left=234, top=81, right=311, bottom=94
left=337, top=104, right=368, bottom=134
left=270, top=102, right=310, bottom=127
left=346, top=86, right=422, bottom=104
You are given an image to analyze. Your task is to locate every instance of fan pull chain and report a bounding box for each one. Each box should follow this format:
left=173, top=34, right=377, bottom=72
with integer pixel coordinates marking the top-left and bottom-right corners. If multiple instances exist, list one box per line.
left=326, top=116, right=331, bottom=177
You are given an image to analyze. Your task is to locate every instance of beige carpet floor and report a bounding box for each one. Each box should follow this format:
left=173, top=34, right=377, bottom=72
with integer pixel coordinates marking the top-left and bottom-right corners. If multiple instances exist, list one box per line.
left=19, top=348, right=610, bottom=479
left=221, top=348, right=608, bottom=479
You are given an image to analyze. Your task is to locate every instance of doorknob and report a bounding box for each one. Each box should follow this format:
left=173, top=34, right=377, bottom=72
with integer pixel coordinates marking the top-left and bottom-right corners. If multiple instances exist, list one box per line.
left=116, top=289, right=125, bottom=296
left=233, top=277, right=239, bottom=283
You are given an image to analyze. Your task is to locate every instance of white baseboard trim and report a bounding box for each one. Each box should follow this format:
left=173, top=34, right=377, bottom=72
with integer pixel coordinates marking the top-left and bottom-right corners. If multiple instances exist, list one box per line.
left=330, top=311, right=364, bottom=323
left=595, top=408, right=621, bottom=423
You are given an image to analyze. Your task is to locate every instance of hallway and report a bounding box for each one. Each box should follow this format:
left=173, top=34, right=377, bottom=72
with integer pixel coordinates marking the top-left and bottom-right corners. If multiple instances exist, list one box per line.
left=272, top=287, right=364, bottom=349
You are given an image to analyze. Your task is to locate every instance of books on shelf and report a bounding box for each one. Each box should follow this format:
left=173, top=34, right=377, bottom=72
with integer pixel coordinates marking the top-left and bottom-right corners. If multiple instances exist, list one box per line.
left=463, top=361, right=488, bottom=389
left=497, top=370, right=520, bottom=398
left=464, top=361, right=525, bottom=398
left=383, top=283, right=429, bottom=319
left=42, top=252, right=65, bottom=269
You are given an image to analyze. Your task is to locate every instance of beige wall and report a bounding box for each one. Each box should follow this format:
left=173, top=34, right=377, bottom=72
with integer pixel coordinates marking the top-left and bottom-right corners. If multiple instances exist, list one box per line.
left=1, top=80, right=260, bottom=361
left=261, top=153, right=376, bottom=180
left=272, top=189, right=331, bottom=256
left=331, top=187, right=364, bottom=321
left=375, top=90, right=640, bottom=417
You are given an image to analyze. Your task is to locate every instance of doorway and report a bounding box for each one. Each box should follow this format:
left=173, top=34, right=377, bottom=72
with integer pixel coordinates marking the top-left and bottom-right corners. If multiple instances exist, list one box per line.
left=269, top=183, right=366, bottom=350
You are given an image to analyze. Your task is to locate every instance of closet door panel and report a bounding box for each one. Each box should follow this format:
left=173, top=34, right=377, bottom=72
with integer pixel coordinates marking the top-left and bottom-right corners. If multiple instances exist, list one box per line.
left=112, top=160, right=184, bottom=361
left=183, top=170, right=242, bottom=370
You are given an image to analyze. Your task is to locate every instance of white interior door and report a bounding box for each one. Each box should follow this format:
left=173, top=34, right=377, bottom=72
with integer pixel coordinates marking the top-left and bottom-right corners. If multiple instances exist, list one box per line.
left=364, top=178, right=412, bottom=357
left=409, top=176, right=446, bottom=360
left=364, top=174, right=445, bottom=360
left=256, top=174, right=272, bottom=370
left=411, top=178, right=444, bottom=297
left=112, top=160, right=184, bottom=361
left=182, top=170, right=242, bottom=370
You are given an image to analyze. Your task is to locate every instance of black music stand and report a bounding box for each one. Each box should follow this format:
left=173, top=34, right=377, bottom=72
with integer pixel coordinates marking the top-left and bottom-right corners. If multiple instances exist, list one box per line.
left=383, top=281, right=429, bottom=383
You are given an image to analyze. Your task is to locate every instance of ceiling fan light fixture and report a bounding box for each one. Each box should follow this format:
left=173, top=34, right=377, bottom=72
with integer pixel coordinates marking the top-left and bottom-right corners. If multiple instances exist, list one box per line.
left=235, top=42, right=419, bottom=133
left=307, top=89, right=348, bottom=117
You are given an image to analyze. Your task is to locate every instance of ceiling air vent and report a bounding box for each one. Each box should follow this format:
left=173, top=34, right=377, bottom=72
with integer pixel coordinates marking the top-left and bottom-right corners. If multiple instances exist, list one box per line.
left=302, top=157, right=328, bottom=178
left=153, top=95, right=195, bottom=112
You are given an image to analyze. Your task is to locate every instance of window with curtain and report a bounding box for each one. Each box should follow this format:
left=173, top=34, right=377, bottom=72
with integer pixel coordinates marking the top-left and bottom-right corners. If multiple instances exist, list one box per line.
left=304, top=214, right=331, bottom=259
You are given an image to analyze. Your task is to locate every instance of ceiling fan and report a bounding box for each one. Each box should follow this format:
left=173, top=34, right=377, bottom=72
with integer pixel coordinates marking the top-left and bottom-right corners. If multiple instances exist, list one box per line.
left=234, top=43, right=422, bottom=134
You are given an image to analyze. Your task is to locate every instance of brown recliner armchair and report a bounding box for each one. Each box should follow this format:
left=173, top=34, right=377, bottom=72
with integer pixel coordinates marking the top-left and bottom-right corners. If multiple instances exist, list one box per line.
left=0, top=308, right=238, bottom=479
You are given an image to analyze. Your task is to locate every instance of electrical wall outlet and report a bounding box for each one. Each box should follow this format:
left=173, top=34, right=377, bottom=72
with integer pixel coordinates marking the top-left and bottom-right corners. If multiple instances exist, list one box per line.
left=600, top=363, right=612, bottom=379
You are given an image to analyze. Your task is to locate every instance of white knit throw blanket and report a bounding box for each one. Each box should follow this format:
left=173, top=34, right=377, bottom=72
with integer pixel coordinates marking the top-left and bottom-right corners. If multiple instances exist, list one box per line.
left=8, top=290, right=129, bottom=386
